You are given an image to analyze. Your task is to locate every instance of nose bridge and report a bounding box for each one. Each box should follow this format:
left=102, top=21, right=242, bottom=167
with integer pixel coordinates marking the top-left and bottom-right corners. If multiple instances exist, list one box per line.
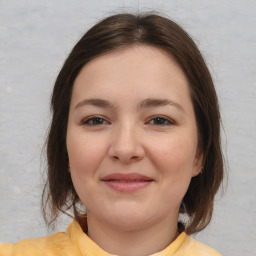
left=109, top=119, right=144, bottom=161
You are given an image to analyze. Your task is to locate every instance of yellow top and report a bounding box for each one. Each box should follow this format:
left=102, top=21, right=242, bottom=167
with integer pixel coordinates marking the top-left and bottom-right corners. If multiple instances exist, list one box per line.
left=0, top=219, right=221, bottom=256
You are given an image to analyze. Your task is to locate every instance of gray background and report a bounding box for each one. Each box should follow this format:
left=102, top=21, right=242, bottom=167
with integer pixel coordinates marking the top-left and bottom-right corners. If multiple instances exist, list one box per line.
left=0, top=1, right=255, bottom=255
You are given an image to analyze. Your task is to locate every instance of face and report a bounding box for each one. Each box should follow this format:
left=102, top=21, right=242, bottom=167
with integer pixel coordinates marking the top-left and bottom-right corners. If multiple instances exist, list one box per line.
left=66, top=45, right=202, bottom=232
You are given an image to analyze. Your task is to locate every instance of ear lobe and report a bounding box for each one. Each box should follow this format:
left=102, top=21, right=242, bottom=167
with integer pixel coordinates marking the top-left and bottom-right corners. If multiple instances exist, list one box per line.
left=192, top=149, right=204, bottom=177
left=68, top=161, right=70, bottom=173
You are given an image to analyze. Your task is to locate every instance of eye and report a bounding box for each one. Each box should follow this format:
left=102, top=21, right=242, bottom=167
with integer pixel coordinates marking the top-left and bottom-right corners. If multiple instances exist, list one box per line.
left=81, top=116, right=109, bottom=126
left=148, top=116, right=175, bottom=126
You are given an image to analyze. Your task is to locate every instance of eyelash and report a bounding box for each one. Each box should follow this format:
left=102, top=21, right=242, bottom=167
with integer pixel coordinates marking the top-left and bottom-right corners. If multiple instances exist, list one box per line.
left=81, top=115, right=175, bottom=126
left=147, top=116, right=175, bottom=126
left=81, top=116, right=109, bottom=126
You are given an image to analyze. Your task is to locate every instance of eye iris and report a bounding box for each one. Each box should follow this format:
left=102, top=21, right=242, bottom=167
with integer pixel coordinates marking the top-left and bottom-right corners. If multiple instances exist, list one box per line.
left=92, top=118, right=103, bottom=124
left=154, top=117, right=166, bottom=124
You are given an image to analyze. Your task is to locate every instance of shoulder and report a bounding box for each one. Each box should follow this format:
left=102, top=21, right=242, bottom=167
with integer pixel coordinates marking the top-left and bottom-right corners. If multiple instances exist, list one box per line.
left=176, top=234, right=222, bottom=256
left=0, top=232, right=80, bottom=256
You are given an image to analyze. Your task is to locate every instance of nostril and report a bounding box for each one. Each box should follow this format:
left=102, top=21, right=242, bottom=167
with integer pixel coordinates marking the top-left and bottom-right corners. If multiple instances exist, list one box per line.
left=110, top=154, right=142, bottom=162
left=108, top=139, right=145, bottom=162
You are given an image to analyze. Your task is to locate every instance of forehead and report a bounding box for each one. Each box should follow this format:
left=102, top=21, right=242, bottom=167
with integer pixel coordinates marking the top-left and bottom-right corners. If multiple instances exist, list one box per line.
left=76, top=45, right=185, bottom=81
left=71, top=45, right=191, bottom=108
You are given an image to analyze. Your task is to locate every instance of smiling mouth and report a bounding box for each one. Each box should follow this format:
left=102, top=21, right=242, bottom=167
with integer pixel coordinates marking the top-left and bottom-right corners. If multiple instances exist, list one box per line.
left=101, top=173, right=154, bottom=192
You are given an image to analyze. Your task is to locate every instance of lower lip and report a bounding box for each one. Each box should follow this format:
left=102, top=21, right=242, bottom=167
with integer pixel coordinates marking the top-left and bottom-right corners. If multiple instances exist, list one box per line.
left=103, top=180, right=152, bottom=193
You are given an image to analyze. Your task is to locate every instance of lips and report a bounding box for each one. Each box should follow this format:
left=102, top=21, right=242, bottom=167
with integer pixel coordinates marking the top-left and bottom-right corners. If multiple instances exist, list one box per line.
left=101, top=173, right=154, bottom=192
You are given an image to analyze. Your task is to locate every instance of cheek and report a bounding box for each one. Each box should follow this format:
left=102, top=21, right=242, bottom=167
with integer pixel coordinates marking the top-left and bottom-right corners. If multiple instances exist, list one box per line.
left=66, top=132, right=109, bottom=206
left=67, top=132, right=108, bottom=178
left=147, top=135, right=197, bottom=178
left=151, top=140, right=196, bottom=205
left=151, top=141, right=185, bottom=167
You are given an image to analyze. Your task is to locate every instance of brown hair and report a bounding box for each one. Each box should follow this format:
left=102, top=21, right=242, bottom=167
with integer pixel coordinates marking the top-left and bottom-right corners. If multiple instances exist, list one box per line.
left=42, top=12, right=224, bottom=235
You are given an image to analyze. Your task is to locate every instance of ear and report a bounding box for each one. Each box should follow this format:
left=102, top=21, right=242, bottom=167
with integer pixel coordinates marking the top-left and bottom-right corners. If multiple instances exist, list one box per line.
left=192, top=147, right=204, bottom=177
left=68, top=160, right=70, bottom=173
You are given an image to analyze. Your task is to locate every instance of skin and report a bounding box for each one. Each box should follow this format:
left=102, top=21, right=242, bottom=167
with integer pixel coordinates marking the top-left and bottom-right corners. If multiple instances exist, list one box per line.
left=66, top=45, right=203, bottom=256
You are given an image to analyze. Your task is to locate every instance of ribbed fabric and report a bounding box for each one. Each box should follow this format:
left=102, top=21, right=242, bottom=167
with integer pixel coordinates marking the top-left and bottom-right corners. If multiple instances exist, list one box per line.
left=0, top=219, right=221, bottom=255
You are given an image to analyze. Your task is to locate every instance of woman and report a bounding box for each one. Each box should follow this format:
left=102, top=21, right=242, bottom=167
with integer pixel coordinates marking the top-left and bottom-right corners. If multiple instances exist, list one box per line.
left=0, top=12, right=224, bottom=255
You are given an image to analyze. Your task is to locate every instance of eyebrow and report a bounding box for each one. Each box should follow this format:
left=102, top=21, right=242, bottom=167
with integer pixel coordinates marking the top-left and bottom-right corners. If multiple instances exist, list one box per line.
left=75, top=98, right=115, bottom=109
left=74, top=97, right=184, bottom=112
left=138, top=98, right=184, bottom=112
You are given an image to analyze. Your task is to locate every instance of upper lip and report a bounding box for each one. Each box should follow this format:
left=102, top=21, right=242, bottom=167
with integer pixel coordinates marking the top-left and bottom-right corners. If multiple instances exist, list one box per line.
left=101, top=173, right=154, bottom=182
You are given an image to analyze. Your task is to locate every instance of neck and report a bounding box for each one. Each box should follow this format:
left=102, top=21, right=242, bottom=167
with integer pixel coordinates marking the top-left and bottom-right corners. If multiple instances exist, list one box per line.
left=86, top=213, right=180, bottom=256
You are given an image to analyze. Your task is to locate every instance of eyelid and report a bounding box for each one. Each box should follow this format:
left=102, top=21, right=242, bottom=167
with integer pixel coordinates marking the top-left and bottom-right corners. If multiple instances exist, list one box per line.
left=80, top=115, right=175, bottom=126
left=81, top=115, right=110, bottom=125
left=146, top=115, right=176, bottom=125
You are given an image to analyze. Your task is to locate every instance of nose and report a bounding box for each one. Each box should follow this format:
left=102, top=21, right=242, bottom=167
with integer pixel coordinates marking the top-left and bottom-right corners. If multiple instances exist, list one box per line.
left=108, top=123, right=145, bottom=163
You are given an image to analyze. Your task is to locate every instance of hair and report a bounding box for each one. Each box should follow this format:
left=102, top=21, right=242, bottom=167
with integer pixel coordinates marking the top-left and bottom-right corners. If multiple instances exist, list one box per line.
left=42, top=11, right=224, bottom=235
